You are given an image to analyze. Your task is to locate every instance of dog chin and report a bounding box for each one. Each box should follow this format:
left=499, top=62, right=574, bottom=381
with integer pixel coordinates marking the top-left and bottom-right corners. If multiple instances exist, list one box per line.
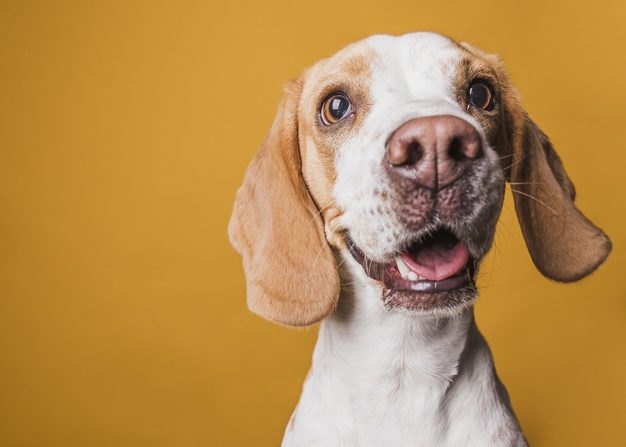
left=382, top=287, right=478, bottom=317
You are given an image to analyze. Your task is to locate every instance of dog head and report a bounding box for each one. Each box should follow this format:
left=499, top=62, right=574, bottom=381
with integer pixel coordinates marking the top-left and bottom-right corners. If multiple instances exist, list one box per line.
left=229, top=32, right=611, bottom=326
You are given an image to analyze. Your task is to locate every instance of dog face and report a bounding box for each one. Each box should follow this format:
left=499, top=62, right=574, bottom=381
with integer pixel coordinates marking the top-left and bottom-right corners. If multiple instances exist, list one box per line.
left=229, top=32, right=611, bottom=326
left=298, top=34, right=507, bottom=315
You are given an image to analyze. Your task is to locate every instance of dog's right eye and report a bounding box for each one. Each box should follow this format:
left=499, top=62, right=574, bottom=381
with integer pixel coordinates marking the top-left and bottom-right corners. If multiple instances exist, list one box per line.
left=321, top=93, right=352, bottom=125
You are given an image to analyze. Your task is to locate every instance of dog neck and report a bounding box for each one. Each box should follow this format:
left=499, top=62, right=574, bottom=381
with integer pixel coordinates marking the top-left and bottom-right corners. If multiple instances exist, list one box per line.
left=282, top=256, right=526, bottom=446
left=317, top=268, right=476, bottom=393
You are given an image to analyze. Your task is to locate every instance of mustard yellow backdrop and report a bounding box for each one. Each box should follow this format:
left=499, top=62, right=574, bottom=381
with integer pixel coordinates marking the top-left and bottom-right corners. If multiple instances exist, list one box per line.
left=1, top=1, right=624, bottom=446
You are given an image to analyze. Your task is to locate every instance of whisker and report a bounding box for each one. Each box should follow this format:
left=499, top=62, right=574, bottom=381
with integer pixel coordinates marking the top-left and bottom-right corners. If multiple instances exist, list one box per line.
left=309, top=221, right=346, bottom=275
left=509, top=187, right=554, bottom=212
left=335, top=257, right=347, bottom=269
left=486, top=229, right=501, bottom=283
left=306, top=203, right=333, bottom=228
left=309, top=238, right=328, bottom=275
left=340, top=279, right=361, bottom=286
left=502, top=152, right=528, bottom=172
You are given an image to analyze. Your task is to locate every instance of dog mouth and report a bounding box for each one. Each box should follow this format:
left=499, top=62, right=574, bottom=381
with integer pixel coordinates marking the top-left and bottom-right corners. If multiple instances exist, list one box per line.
left=345, top=229, right=477, bottom=311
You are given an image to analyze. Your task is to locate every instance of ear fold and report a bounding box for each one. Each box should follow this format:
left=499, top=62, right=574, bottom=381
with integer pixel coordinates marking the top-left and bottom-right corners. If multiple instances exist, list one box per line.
left=503, top=94, right=612, bottom=282
left=228, top=79, right=340, bottom=326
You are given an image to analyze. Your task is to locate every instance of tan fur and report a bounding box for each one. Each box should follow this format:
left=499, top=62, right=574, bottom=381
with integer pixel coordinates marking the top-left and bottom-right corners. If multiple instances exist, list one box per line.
left=459, top=42, right=611, bottom=282
left=230, top=37, right=611, bottom=328
left=228, top=79, right=340, bottom=326
left=298, top=49, right=374, bottom=250
left=452, top=49, right=502, bottom=146
left=507, top=112, right=611, bottom=281
left=229, top=47, right=374, bottom=327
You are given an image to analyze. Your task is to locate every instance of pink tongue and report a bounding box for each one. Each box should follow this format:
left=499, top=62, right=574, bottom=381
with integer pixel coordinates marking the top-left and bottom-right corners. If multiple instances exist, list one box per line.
left=400, top=241, right=469, bottom=281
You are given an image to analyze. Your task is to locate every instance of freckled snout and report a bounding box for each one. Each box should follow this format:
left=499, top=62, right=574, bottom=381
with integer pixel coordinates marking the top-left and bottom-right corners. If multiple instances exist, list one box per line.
left=386, top=116, right=483, bottom=189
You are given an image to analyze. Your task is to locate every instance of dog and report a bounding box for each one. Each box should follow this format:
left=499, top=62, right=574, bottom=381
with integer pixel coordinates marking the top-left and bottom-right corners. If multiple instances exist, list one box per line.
left=228, top=32, right=611, bottom=446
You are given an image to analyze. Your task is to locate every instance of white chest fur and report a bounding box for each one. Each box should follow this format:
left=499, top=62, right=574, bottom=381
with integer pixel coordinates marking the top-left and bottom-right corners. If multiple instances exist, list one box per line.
left=281, top=259, right=528, bottom=447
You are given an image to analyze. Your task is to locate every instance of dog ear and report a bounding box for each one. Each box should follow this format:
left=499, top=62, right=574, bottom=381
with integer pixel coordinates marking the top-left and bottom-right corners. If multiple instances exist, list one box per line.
left=228, top=79, right=340, bottom=326
left=500, top=87, right=612, bottom=282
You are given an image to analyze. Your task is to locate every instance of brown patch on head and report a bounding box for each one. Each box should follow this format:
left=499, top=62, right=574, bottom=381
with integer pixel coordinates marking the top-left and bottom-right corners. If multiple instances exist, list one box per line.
left=298, top=44, right=375, bottom=249
left=228, top=78, right=340, bottom=327
left=228, top=41, right=375, bottom=326
left=456, top=41, right=611, bottom=281
left=452, top=44, right=503, bottom=148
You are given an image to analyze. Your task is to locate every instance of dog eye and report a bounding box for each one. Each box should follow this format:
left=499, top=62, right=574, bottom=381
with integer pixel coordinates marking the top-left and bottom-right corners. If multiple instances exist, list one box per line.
left=467, top=81, right=494, bottom=111
left=321, top=93, right=352, bottom=125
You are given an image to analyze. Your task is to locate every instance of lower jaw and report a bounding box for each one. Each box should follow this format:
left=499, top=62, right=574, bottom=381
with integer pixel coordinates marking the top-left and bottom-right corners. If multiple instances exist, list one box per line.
left=381, top=266, right=477, bottom=314
left=346, top=242, right=478, bottom=314
left=381, top=285, right=478, bottom=315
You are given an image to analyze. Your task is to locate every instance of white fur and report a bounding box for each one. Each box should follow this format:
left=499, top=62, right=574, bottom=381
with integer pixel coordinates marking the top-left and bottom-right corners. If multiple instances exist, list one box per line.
left=283, top=33, right=527, bottom=446
left=334, top=33, right=502, bottom=262
left=282, top=256, right=526, bottom=446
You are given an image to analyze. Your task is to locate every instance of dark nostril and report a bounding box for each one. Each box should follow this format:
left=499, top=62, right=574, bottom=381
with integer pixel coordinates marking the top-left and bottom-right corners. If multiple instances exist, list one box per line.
left=389, top=140, right=423, bottom=166
left=448, top=135, right=482, bottom=161
left=448, top=138, right=466, bottom=161
left=403, top=141, right=422, bottom=166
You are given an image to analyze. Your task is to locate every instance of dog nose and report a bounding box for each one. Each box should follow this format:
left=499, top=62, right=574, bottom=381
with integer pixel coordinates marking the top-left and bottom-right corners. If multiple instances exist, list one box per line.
left=386, top=116, right=483, bottom=189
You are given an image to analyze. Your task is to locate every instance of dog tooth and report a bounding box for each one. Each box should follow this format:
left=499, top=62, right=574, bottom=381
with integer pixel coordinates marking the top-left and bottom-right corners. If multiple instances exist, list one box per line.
left=395, top=255, right=411, bottom=278
left=407, top=271, right=418, bottom=281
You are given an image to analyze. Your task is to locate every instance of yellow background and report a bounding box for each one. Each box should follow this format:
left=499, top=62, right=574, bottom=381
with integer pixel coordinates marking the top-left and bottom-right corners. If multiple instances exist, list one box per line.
left=1, top=1, right=625, bottom=446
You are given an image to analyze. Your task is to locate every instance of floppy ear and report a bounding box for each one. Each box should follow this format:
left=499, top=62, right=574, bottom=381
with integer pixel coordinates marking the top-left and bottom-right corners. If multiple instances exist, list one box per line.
left=228, top=79, right=340, bottom=326
left=501, top=89, right=612, bottom=282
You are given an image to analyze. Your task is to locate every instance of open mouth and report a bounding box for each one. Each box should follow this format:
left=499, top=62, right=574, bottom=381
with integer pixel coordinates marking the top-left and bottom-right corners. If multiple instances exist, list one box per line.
left=346, top=229, right=477, bottom=311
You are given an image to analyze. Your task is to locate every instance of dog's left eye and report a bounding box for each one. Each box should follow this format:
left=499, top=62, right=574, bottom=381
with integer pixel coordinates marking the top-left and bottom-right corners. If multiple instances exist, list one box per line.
left=321, top=93, right=352, bottom=125
left=467, top=81, right=494, bottom=111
